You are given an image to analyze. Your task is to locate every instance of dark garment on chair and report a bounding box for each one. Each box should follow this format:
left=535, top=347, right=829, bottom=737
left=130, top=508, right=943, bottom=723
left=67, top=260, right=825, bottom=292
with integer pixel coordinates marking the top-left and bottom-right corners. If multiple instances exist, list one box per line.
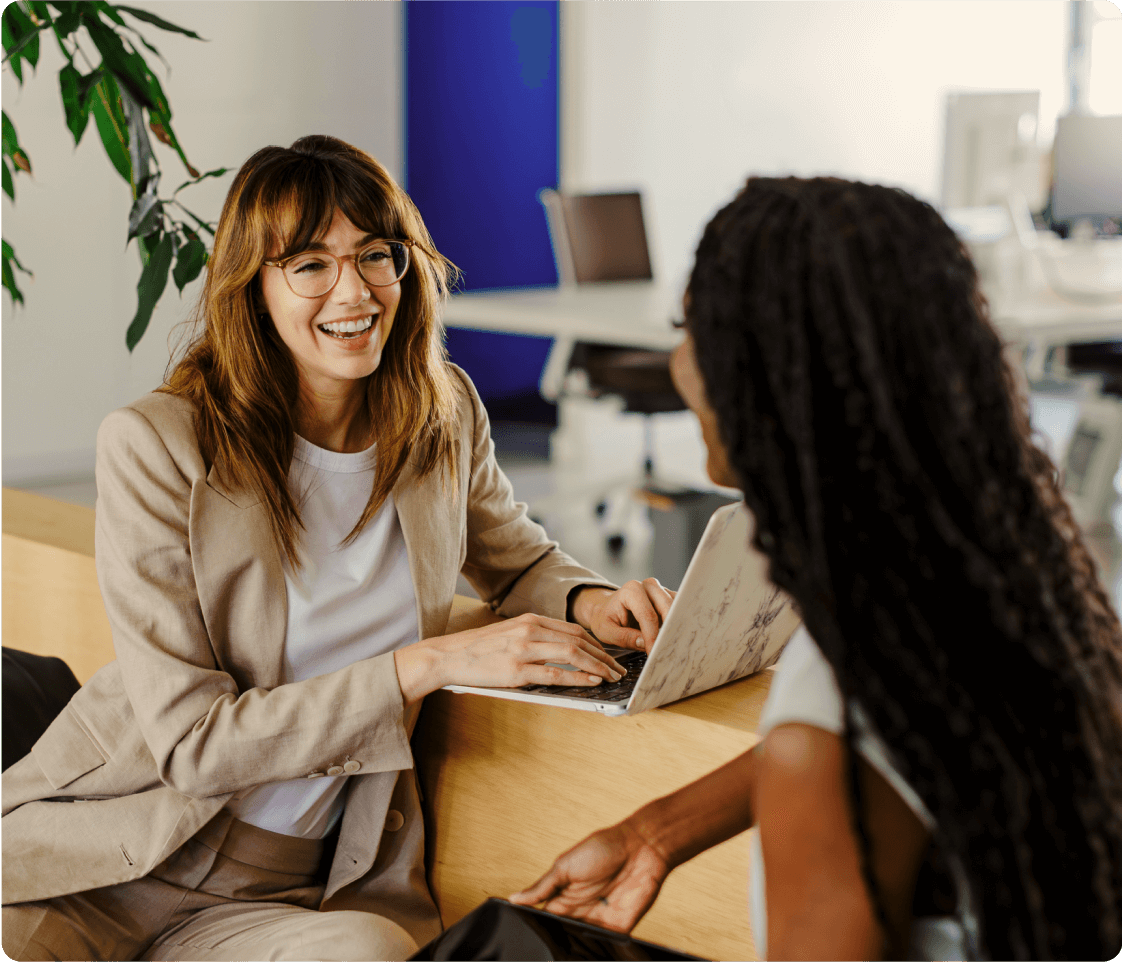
left=2, top=647, right=82, bottom=771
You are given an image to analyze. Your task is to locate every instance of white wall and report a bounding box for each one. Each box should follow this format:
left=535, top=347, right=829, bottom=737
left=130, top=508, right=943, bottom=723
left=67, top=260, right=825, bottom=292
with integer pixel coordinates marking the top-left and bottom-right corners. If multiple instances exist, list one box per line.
left=1, top=1, right=1083, bottom=482
left=2, top=1, right=402, bottom=483
left=561, top=1, right=1070, bottom=293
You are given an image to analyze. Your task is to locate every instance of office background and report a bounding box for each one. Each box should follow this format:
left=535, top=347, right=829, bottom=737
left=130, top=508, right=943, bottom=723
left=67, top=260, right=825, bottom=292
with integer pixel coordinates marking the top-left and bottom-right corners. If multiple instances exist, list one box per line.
left=2, top=1, right=1120, bottom=608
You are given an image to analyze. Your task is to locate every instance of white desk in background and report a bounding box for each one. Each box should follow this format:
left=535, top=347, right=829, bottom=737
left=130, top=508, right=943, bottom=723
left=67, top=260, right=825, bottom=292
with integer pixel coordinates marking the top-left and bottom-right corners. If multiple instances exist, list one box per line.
left=441, top=281, right=683, bottom=399
left=442, top=279, right=1122, bottom=394
left=990, top=289, right=1122, bottom=380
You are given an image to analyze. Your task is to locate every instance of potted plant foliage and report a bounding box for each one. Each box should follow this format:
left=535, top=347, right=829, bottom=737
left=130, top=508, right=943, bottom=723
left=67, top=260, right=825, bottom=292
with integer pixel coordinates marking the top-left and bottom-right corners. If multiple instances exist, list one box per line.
left=2, top=0, right=226, bottom=349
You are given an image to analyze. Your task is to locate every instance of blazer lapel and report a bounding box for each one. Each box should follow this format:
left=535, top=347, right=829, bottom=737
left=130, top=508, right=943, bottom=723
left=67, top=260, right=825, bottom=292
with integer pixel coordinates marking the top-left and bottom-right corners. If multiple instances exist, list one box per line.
left=189, top=465, right=288, bottom=690
left=392, top=449, right=460, bottom=642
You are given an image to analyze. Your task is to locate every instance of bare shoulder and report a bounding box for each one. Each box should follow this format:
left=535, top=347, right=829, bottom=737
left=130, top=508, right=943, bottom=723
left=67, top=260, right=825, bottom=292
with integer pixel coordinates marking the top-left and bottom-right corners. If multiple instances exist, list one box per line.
left=756, top=723, right=931, bottom=960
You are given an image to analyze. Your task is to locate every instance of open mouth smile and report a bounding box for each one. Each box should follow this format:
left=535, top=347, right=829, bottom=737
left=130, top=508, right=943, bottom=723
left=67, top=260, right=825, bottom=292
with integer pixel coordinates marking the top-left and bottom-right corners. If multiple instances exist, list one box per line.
left=318, top=316, right=375, bottom=339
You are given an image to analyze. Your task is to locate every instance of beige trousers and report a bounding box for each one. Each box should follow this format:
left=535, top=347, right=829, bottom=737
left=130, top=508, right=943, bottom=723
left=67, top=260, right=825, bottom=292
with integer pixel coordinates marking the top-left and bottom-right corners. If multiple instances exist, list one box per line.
left=2, top=811, right=419, bottom=962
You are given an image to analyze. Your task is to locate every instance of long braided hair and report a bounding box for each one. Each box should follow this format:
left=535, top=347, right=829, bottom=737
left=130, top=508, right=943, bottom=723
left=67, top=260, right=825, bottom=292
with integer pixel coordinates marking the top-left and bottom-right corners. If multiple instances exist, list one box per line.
left=686, top=177, right=1122, bottom=960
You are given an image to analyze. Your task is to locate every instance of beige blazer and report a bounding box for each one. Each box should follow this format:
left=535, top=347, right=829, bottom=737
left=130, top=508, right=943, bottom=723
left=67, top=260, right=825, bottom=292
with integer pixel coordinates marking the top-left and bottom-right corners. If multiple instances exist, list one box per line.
left=2, top=365, right=614, bottom=946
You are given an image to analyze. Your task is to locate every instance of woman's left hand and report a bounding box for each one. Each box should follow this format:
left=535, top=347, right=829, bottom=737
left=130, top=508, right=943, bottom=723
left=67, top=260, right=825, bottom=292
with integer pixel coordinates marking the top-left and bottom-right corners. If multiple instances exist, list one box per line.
left=572, top=580, right=676, bottom=650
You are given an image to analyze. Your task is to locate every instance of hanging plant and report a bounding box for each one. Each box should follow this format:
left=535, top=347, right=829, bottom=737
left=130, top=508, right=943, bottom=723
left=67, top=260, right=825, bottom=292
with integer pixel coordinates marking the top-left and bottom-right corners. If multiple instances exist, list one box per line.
left=2, top=0, right=227, bottom=350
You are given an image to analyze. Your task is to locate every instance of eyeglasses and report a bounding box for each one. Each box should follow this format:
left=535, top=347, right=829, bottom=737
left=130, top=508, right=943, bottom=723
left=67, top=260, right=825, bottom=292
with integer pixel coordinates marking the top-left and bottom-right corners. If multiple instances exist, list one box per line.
left=263, top=239, right=413, bottom=298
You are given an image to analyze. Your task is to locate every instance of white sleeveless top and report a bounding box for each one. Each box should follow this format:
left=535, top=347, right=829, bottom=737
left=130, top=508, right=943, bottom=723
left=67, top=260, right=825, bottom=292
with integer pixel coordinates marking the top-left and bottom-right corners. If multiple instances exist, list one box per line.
left=225, top=435, right=419, bottom=838
left=750, top=626, right=975, bottom=960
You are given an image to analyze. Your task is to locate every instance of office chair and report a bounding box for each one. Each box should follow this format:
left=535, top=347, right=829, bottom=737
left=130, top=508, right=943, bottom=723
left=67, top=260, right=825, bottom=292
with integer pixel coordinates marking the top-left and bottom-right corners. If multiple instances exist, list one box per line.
left=539, top=189, right=693, bottom=556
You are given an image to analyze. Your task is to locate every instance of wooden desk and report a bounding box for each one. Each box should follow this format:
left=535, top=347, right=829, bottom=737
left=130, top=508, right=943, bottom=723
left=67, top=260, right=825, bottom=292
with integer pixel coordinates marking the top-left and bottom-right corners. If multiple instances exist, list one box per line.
left=3, top=487, right=114, bottom=683
left=4, top=489, right=770, bottom=961
left=420, top=595, right=769, bottom=962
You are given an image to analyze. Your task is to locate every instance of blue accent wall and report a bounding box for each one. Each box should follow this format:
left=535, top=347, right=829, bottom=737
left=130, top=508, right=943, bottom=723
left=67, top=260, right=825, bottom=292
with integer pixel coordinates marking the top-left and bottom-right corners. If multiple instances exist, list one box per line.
left=405, top=1, right=559, bottom=424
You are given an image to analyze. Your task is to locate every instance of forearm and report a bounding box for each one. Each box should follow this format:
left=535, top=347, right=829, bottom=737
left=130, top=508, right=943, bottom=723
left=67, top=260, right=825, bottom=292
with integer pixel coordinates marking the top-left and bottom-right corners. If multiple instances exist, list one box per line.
left=628, top=743, right=761, bottom=869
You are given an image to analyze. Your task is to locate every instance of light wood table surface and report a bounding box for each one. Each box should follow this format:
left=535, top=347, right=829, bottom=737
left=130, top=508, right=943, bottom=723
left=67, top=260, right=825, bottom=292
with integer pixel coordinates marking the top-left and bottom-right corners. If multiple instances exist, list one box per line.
left=417, top=594, right=770, bottom=961
left=3, top=487, right=115, bottom=683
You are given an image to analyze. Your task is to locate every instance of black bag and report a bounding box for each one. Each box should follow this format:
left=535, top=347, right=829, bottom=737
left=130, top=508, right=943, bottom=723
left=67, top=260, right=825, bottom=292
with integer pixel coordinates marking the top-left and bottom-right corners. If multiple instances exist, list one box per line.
left=2, top=647, right=81, bottom=771
left=409, top=898, right=705, bottom=961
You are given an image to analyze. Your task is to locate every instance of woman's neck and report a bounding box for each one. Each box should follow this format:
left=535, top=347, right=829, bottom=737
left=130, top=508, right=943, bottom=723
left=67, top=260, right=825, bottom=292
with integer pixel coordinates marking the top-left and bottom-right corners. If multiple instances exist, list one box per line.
left=295, top=381, right=372, bottom=453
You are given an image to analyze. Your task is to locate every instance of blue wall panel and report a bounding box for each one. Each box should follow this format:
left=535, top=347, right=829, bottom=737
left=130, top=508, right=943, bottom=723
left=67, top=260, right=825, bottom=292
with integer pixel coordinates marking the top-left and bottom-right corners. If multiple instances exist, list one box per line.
left=405, top=1, right=559, bottom=423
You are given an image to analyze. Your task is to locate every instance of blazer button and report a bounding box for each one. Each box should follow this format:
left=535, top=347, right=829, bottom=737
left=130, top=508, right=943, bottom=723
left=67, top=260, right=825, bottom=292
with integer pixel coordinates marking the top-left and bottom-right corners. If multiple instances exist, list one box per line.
left=306, top=771, right=325, bottom=779
left=326, top=765, right=344, bottom=777
left=384, top=810, right=405, bottom=832
left=343, top=760, right=361, bottom=774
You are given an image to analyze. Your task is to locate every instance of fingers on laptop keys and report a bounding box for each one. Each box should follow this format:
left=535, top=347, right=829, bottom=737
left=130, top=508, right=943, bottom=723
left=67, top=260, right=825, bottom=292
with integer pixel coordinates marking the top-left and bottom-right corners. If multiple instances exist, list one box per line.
left=524, top=615, right=625, bottom=685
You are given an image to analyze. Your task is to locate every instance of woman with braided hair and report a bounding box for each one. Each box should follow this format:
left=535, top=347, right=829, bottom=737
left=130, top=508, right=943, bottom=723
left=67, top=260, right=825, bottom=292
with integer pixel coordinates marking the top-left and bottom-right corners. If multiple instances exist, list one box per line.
left=513, top=177, right=1122, bottom=960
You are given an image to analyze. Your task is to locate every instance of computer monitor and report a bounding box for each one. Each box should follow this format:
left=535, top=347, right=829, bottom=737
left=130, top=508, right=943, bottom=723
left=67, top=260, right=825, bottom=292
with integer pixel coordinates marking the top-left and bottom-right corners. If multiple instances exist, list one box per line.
left=540, top=189, right=653, bottom=285
left=941, top=91, right=1041, bottom=210
left=1050, top=113, right=1122, bottom=224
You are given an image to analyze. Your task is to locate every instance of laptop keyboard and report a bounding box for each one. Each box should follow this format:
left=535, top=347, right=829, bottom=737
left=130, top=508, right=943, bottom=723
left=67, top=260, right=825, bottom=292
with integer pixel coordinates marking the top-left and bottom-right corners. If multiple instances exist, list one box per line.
left=519, top=650, right=648, bottom=702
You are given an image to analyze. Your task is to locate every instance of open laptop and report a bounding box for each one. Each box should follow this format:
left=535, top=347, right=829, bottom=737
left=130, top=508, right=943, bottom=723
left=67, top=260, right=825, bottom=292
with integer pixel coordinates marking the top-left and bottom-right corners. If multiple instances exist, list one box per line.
left=444, top=502, right=802, bottom=715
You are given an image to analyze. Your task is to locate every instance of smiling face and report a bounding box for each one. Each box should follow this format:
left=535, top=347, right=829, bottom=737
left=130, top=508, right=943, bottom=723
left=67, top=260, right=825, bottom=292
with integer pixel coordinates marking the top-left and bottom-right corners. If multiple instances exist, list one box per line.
left=259, top=209, right=401, bottom=404
left=670, top=328, right=739, bottom=490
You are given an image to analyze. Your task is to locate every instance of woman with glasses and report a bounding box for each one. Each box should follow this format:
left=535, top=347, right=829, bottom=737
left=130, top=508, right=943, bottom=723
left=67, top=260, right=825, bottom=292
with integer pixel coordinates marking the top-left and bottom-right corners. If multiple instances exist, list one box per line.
left=2, top=135, right=673, bottom=962
left=512, top=177, right=1122, bottom=960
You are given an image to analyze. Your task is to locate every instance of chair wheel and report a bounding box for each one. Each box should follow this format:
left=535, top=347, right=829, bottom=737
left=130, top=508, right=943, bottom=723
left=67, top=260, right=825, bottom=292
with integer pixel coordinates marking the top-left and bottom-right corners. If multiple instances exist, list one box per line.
left=606, top=534, right=626, bottom=556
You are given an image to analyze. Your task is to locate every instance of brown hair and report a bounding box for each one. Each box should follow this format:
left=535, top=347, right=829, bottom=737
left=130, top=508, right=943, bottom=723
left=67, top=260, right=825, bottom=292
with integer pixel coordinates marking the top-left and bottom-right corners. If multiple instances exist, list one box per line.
left=162, top=135, right=461, bottom=566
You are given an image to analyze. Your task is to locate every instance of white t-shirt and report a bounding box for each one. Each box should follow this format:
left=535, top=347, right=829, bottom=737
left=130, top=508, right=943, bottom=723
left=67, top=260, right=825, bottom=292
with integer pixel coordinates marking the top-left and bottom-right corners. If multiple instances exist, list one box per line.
left=225, top=435, right=419, bottom=839
left=749, top=626, right=973, bottom=960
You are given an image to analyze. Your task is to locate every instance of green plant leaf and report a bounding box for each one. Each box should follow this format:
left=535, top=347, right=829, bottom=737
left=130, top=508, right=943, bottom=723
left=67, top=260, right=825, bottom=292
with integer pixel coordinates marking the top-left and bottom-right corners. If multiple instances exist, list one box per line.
left=174, top=240, right=208, bottom=295
left=127, top=230, right=173, bottom=351
left=13, top=22, right=40, bottom=70
left=2, top=10, right=24, bottom=83
left=3, top=255, right=24, bottom=305
left=1, top=110, right=32, bottom=187
left=58, top=62, right=92, bottom=144
left=172, top=234, right=206, bottom=293
left=134, top=68, right=199, bottom=178
left=4, top=237, right=32, bottom=272
left=82, top=12, right=155, bottom=110
left=2, top=110, right=17, bottom=154
left=124, top=24, right=168, bottom=73
left=76, top=65, right=105, bottom=104
left=2, top=237, right=33, bottom=306
left=173, top=167, right=227, bottom=196
left=137, top=230, right=154, bottom=266
left=2, top=4, right=39, bottom=77
left=2, top=158, right=13, bottom=201
left=116, top=5, right=204, bottom=40
left=24, top=22, right=40, bottom=68
left=90, top=75, right=131, bottom=184
left=91, top=2, right=127, bottom=29
left=50, top=3, right=82, bottom=41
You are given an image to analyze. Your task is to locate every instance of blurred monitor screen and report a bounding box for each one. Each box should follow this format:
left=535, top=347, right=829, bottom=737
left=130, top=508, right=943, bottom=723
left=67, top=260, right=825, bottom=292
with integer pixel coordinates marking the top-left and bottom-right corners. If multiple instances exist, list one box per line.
left=941, top=91, right=1040, bottom=209
left=1050, top=113, right=1122, bottom=224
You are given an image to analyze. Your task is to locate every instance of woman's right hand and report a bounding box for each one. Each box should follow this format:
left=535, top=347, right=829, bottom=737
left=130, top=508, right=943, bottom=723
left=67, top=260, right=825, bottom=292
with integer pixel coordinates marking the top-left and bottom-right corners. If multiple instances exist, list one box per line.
left=393, top=613, right=627, bottom=704
left=508, top=821, right=670, bottom=933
